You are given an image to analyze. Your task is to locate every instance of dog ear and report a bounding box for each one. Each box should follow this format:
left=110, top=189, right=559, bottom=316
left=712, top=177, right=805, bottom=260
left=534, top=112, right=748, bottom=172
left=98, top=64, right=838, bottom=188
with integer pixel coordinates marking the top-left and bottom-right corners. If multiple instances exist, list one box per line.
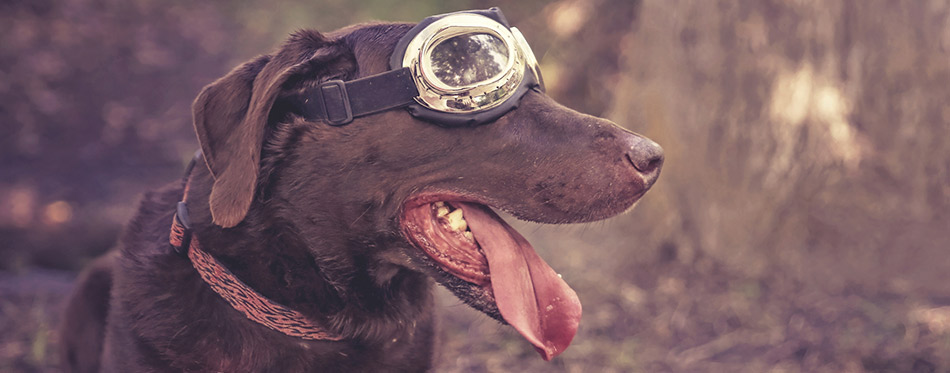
left=192, top=31, right=354, bottom=228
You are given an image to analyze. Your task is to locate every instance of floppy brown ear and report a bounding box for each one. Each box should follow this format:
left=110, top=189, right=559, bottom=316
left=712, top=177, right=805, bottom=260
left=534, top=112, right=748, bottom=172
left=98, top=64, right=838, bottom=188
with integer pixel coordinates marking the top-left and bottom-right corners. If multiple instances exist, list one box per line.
left=192, top=31, right=354, bottom=227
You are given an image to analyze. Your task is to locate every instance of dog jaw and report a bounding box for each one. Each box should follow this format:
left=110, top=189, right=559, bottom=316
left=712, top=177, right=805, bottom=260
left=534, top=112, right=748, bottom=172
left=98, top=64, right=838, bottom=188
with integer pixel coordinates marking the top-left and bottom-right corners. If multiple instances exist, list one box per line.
left=399, top=195, right=582, bottom=360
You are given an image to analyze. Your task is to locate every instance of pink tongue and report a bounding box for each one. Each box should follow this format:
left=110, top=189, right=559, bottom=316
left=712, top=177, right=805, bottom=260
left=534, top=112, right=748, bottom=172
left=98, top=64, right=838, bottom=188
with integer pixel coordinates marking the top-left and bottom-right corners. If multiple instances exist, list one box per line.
left=457, top=203, right=582, bottom=360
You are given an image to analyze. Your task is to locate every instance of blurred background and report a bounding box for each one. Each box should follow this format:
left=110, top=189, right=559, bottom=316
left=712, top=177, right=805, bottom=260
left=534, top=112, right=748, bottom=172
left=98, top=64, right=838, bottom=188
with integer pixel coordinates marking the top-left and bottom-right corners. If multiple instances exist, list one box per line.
left=1, top=0, right=948, bottom=371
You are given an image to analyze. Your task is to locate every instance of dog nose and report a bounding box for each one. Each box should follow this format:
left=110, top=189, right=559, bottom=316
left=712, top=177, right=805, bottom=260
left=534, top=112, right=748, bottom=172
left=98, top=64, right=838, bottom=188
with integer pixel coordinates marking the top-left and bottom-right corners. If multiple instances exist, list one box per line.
left=625, top=137, right=664, bottom=186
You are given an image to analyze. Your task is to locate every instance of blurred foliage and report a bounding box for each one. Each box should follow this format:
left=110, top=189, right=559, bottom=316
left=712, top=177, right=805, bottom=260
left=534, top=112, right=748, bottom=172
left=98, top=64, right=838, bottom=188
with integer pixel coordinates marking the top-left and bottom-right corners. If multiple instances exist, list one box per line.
left=2, top=0, right=950, bottom=372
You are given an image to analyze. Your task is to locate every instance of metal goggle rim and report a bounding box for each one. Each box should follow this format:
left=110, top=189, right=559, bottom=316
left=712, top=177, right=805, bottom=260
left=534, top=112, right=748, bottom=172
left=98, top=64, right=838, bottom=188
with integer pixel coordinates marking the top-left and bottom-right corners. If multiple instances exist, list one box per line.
left=401, top=13, right=543, bottom=113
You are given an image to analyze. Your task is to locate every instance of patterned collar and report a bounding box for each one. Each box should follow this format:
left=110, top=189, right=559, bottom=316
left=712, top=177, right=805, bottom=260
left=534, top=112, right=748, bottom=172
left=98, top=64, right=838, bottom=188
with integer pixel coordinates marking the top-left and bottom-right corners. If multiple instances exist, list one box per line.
left=168, top=151, right=341, bottom=342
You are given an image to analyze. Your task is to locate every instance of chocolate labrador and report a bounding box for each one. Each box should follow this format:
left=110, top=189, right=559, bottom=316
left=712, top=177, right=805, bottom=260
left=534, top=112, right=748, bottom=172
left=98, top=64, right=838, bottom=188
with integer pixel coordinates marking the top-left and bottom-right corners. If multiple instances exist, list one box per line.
left=59, top=8, right=662, bottom=372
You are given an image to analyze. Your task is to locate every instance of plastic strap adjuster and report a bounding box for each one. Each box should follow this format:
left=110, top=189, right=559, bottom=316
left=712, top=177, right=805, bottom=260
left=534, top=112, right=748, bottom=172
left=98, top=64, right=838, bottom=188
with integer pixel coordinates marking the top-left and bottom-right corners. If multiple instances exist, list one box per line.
left=172, top=201, right=192, bottom=256
left=319, top=80, right=353, bottom=126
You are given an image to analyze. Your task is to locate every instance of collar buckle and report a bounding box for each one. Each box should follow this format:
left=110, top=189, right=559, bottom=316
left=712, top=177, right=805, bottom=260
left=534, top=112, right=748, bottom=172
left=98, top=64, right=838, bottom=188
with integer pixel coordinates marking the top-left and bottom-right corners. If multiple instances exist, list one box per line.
left=170, top=201, right=192, bottom=256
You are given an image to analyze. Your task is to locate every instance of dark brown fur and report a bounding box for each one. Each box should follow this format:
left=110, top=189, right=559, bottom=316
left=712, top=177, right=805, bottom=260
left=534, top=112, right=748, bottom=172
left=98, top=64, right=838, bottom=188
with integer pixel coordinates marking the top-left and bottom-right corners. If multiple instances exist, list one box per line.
left=60, top=21, right=662, bottom=372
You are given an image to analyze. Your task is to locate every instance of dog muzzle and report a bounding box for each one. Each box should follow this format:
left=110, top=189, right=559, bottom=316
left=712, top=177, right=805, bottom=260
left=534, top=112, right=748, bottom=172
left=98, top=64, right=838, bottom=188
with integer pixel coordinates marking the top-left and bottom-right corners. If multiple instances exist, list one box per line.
left=292, top=8, right=544, bottom=127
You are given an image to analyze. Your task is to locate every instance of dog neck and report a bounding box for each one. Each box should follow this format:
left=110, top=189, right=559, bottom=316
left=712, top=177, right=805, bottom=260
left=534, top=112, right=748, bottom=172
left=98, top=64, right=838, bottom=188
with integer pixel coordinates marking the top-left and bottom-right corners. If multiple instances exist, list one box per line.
left=168, top=152, right=342, bottom=342
left=169, top=212, right=343, bottom=341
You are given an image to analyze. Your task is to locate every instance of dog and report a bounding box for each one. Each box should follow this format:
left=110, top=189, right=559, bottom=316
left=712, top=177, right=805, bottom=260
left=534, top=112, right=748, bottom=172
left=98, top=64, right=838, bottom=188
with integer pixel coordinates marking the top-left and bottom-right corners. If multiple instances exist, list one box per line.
left=59, top=9, right=662, bottom=372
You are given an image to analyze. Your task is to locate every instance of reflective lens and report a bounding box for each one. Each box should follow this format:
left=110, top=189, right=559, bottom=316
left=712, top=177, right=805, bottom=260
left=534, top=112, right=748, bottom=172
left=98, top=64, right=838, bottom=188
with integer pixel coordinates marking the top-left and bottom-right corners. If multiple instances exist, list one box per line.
left=430, top=33, right=509, bottom=87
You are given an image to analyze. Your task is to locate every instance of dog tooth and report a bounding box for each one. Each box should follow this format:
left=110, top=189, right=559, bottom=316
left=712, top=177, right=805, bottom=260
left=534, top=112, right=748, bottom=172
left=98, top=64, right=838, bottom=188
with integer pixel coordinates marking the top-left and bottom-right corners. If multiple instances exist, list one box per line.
left=434, top=202, right=445, bottom=208
left=463, top=231, right=474, bottom=241
left=446, top=209, right=466, bottom=231
left=436, top=206, right=450, bottom=218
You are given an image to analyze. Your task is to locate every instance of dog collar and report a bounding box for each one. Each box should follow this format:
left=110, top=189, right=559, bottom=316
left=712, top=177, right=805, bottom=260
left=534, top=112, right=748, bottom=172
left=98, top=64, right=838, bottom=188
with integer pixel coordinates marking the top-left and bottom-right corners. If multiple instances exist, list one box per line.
left=169, top=152, right=341, bottom=342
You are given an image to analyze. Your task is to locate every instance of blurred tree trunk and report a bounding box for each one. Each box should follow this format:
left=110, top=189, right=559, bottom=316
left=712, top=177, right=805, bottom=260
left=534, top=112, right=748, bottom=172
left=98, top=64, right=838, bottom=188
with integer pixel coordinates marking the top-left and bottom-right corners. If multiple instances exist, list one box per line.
left=610, top=0, right=950, bottom=296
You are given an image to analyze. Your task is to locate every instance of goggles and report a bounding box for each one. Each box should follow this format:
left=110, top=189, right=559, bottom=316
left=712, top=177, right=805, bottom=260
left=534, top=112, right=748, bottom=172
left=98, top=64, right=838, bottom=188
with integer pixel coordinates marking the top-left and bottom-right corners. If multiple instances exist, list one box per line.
left=293, top=8, right=544, bottom=127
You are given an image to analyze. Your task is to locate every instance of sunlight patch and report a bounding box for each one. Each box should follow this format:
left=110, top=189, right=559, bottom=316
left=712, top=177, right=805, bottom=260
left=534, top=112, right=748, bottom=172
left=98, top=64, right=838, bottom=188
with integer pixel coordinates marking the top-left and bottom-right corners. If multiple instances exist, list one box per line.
left=769, top=64, right=863, bottom=168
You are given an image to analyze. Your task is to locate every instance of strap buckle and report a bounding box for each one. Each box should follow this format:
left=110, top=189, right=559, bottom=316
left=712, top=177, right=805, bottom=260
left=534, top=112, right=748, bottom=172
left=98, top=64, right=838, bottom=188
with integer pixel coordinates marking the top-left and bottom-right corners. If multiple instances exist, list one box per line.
left=171, top=201, right=192, bottom=256
left=319, top=80, right=353, bottom=126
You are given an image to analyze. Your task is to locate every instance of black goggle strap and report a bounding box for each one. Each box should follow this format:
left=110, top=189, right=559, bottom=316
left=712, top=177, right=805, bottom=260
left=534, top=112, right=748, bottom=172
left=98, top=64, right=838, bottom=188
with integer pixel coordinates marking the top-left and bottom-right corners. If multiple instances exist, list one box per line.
left=291, top=67, right=419, bottom=126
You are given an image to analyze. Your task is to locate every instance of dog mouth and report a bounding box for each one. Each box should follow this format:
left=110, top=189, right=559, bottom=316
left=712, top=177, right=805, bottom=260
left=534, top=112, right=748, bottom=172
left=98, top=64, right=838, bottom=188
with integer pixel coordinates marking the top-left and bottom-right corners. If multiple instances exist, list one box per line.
left=401, top=199, right=581, bottom=361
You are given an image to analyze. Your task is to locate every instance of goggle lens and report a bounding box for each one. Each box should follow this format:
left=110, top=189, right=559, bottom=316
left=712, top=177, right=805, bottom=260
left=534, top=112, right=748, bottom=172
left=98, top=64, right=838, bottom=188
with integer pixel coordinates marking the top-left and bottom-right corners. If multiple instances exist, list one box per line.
left=430, top=33, right=510, bottom=88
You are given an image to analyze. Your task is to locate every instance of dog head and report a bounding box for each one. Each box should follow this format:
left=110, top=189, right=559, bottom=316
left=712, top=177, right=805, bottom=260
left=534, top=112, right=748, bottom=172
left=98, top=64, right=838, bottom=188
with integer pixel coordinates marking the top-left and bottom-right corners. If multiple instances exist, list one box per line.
left=190, top=15, right=661, bottom=360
